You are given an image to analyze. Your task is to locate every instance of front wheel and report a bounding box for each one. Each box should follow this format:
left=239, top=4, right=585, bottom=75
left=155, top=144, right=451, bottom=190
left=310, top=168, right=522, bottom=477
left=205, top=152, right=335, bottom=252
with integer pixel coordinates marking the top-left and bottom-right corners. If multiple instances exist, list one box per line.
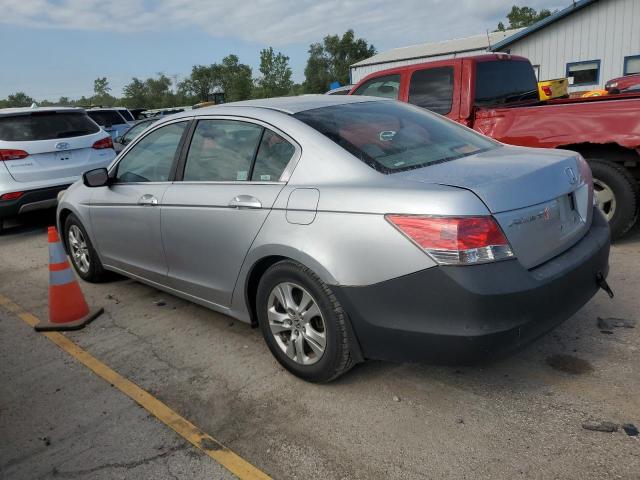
left=587, top=159, right=639, bottom=240
left=63, top=213, right=108, bottom=282
left=256, top=260, right=356, bottom=383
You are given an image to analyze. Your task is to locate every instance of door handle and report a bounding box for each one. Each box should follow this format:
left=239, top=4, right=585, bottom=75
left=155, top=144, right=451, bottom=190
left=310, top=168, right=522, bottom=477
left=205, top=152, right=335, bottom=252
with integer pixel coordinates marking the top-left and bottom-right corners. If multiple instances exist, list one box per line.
left=228, top=195, right=262, bottom=209
left=138, top=194, right=158, bottom=206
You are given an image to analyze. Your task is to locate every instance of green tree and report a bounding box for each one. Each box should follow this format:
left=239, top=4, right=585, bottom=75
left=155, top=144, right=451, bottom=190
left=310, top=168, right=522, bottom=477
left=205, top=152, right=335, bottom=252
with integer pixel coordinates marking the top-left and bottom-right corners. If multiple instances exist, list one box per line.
left=178, top=65, right=220, bottom=102
left=122, top=78, right=148, bottom=108
left=255, top=47, right=293, bottom=98
left=219, top=55, right=253, bottom=102
left=304, top=30, right=376, bottom=93
left=496, top=5, right=555, bottom=31
left=5, top=92, right=35, bottom=107
left=93, top=77, right=111, bottom=96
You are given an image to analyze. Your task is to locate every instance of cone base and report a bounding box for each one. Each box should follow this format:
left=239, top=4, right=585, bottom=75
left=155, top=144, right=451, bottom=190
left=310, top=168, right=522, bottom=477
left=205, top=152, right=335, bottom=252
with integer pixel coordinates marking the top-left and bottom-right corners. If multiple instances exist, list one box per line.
left=34, top=307, right=104, bottom=332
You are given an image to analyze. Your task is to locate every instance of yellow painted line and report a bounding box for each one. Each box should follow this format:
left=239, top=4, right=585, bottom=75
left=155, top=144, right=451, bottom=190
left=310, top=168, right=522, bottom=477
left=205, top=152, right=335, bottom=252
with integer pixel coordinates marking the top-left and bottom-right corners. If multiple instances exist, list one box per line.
left=0, top=293, right=271, bottom=480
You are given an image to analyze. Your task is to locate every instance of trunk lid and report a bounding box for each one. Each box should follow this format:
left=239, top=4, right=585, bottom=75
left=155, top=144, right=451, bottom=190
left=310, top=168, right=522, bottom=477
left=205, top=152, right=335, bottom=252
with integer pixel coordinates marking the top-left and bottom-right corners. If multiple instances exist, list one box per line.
left=396, top=145, right=593, bottom=268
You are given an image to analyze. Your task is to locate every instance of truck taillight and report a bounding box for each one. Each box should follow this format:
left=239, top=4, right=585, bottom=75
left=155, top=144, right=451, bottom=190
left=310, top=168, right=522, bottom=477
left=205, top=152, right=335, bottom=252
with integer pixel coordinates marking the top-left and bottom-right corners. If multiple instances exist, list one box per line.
left=541, top=85, right=553, bottom=97
left=92, top=137, right=113, bottom=150
left=386, top=215, right=514, bottom=265
left=0, top=149, right=29, bottom=161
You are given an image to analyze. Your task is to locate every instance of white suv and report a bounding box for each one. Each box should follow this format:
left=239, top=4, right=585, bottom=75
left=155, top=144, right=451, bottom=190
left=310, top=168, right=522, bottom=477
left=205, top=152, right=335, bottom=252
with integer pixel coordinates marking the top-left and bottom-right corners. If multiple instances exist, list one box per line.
left=0, top=107, right=116, bottom=230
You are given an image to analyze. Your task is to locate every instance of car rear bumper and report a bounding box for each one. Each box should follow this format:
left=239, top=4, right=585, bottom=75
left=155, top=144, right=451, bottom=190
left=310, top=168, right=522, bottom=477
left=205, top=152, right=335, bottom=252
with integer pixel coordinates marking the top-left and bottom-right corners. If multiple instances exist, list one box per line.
left=334, top=207, right=611, bottom=364
left=0, top=184, right=69, bottom=219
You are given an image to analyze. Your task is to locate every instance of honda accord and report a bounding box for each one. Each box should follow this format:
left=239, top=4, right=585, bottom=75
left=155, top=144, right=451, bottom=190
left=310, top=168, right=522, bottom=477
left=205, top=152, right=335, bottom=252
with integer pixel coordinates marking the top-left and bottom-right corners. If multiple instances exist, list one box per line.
left=57, top=96, right=611, bottom=382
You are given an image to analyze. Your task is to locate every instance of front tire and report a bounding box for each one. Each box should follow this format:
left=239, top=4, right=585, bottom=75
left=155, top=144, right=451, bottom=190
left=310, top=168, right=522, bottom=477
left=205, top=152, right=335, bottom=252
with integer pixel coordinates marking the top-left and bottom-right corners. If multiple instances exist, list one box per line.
left=63, top=213, right=107, bottom=283
left=256, top=260, right=355, bottom=383
left=587, top=159, right=639, bottom=239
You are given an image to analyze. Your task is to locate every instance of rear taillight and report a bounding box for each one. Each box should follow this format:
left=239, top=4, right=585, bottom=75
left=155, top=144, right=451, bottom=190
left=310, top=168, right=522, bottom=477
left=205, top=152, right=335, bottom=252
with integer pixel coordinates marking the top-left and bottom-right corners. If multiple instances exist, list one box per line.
left=386, top=215, right=514, bottom=265
left=0, top=191, right=24, bottom=200
left=0, top=149, right=29, bottom=161
left=92, top=137, right=113, bottom=150
left=541, top=85, right=553, bottom=97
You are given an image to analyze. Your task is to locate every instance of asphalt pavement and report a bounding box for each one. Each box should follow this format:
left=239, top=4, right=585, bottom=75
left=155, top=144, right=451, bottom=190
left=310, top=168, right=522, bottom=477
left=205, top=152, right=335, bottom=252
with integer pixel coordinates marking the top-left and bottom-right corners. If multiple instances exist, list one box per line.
left=1, top=211, right=639, bottom=479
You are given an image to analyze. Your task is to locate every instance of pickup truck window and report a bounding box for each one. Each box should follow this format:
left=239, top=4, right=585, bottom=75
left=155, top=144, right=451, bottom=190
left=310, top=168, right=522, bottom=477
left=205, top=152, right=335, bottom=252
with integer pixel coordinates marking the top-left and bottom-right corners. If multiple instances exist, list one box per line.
left=352, top=74, right=400, bottom=99
left=408, top=67, right=454, bottom=115
left=295, top=100, right=497, bottom=174
left=475, top=60, right=538, bottom=107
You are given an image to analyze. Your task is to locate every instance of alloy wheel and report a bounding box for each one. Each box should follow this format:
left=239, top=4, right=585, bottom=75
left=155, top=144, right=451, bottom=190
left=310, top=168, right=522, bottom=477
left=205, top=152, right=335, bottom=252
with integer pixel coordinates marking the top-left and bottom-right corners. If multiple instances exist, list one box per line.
left=68, top=225, right=90, bottom=274
left=267, top=282, right=326, bottom=365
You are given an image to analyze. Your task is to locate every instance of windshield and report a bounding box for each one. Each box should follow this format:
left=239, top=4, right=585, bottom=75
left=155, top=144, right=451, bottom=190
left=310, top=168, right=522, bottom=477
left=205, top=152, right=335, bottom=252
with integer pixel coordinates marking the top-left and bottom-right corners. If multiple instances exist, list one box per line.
left=0, top=111, right=100, bottom=141
left=474, top=60, right=539, bottom=107
left=294, top=101, right=498, bottom=174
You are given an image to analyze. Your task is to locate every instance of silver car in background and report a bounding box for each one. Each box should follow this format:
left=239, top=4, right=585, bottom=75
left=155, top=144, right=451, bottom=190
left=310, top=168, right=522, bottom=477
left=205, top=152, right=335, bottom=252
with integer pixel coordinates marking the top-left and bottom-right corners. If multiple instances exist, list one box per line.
left=0, top=107, right=115, bottom=231
left=57, top=96, right=610, bottom=382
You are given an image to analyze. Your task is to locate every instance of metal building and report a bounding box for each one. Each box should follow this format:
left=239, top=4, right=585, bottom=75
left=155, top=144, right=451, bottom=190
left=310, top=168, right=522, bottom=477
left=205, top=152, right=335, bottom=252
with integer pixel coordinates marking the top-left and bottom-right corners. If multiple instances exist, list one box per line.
left=491, top=0, right=640, bottom=93
left=349, top=29, right=521, bottom=84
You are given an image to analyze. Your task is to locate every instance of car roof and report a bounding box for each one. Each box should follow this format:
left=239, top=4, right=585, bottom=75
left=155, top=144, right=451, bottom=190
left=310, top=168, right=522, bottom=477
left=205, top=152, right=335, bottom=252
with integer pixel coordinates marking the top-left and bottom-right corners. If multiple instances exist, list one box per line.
left=0, top=106, right=85, bottom=117
left=196, top=95, right=386, bottom=115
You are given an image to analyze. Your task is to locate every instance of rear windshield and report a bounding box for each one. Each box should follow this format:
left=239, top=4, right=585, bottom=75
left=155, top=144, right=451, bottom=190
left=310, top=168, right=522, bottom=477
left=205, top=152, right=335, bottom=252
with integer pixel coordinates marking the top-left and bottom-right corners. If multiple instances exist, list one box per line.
left=0, top=111, right=100, bottom=141
left=475, top=60, right=539, bottom=107
left=87, top=110, right=127, bottom=126
left=118, top=109, right=135, bottom=122
left=294, top=101, right=497, bottom=174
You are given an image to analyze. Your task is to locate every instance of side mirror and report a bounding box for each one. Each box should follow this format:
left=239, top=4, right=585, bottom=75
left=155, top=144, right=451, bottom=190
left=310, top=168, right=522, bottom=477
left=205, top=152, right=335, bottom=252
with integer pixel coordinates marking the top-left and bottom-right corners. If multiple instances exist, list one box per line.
left=114, top=135, right=123, bottom=144
left=83, top=168, right=110, bottom=188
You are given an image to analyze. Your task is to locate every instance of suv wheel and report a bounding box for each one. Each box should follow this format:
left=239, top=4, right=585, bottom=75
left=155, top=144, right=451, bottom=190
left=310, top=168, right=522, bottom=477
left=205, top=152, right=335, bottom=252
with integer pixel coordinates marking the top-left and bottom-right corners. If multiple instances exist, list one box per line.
left=63, top=213, right=107, bottom=282
left=588, top=159, right=639, bottom=239
left=256, top=260, right=356, bottom=383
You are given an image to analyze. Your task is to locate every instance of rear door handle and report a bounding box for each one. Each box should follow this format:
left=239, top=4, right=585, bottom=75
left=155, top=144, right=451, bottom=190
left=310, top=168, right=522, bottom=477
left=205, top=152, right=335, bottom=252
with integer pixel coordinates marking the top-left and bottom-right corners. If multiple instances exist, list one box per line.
left=228, top=195, right=261, bottom=209
left=138, top=194, right=158, bottom=206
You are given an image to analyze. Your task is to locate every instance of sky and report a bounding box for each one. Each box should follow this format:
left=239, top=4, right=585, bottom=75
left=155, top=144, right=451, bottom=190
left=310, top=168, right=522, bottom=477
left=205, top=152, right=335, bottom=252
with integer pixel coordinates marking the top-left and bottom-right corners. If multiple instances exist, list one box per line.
left=0, top=0, right=564, bottom=100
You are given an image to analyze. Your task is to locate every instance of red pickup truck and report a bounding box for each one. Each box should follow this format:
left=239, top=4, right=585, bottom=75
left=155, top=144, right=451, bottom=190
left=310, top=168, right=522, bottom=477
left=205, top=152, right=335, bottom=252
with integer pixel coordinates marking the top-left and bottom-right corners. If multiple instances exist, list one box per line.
left=350, top=54, right=640, bottom=238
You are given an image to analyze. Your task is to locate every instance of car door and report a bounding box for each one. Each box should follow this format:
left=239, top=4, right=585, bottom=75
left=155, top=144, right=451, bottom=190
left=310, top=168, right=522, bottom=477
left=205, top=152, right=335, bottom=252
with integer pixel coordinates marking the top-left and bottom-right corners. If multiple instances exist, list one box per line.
left=90, top=119, right=190, bottom=284
left=161, top=117, right=299, bottom=308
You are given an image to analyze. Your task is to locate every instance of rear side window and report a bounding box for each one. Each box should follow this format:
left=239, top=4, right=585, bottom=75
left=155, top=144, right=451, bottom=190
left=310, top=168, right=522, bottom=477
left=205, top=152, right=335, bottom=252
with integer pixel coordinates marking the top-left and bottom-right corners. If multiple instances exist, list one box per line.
left=251, top=130, right=295, bottom=181
left=474, top=60, right=538, bottom=106
left=294, top=101, right=497, bottom=174
left=87, top=110, right=127, bottom=126
left=408, top=67, right=454, bottom=114
left=352, top=74, right=401, bottom=99
left=183, top=120, right=263, bottom=182
left=0, top=112, right=100, bottom=141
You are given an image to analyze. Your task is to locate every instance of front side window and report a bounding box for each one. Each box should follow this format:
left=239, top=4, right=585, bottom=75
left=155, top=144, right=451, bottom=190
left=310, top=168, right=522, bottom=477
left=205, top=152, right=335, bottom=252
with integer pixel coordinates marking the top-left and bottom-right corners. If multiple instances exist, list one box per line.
left=352, top=74, right=401, bottom=99
left=0, top=112, right=99, bottom=141
left=115, top=121, right=187, bottom=183
left=566, top=60, right=600, bottom=86
left=475, top=60, right=539, bottom=106
left=408, top=67, right=454, bottom=114
left=295, top=101, right=497, bottom=174
left=122, top=120, right=153, bottom=144
left=183, top=120, right=262, bottom=182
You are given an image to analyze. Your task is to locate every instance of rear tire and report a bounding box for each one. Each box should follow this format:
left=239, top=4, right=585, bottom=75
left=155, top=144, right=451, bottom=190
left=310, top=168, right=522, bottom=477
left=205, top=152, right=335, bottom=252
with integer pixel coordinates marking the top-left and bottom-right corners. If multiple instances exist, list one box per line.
left=256, top=260, right=355, bottom=383
left=587, top=159, right=639, bottom=240
left=63, top=213, right=108, bottom=283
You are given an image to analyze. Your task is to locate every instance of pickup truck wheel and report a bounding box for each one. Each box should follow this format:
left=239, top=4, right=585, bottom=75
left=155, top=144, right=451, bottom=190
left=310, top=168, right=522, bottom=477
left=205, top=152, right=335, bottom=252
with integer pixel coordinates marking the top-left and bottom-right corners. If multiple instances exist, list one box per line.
left=587, top=159, right=639, bottom=239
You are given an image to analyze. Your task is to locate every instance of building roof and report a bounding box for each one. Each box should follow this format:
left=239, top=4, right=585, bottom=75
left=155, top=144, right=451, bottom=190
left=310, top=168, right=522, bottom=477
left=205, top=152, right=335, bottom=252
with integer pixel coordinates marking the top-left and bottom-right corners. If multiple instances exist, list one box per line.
left=490, top=0, right=598, bottom=51
left=351, top=29, right=523, bottom=68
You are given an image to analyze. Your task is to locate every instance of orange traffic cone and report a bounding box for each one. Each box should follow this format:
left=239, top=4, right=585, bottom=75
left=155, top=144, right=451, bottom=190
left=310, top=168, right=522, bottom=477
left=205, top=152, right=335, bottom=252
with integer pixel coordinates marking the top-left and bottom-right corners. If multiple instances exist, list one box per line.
left=34, top=227, right=103, bottom=332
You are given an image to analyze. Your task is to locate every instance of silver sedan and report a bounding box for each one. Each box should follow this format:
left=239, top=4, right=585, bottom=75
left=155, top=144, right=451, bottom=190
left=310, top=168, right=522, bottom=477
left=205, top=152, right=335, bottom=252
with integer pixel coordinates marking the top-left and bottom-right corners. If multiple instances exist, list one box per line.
left=57, top=96, right=610, bottom=382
